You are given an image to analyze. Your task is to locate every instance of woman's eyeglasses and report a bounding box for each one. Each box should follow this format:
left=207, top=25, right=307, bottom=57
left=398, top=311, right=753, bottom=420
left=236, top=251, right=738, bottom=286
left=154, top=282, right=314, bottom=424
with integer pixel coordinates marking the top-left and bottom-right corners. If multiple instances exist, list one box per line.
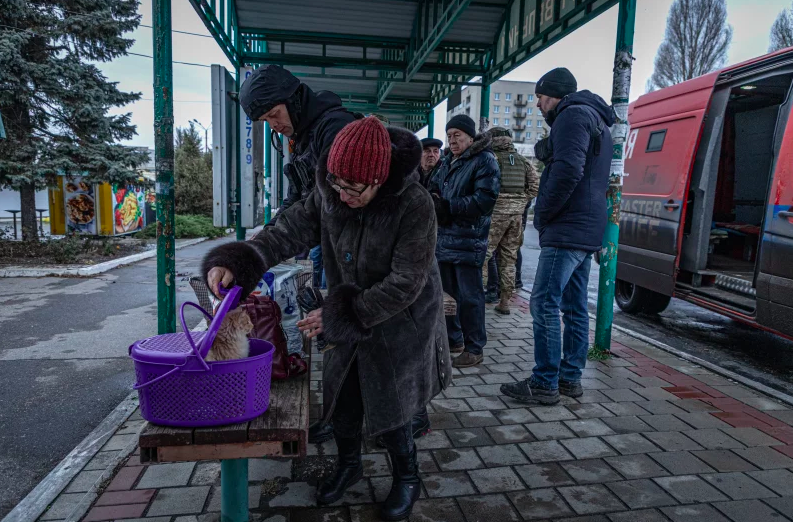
left=326, top=173, right=369, bottom=197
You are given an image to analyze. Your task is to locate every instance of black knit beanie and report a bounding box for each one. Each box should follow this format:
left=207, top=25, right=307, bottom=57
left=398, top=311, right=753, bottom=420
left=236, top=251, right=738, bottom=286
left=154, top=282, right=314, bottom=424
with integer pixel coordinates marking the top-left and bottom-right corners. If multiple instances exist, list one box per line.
left=446, top=115, right=477, bottom=139
left=536, top=68, right=577, bottom=99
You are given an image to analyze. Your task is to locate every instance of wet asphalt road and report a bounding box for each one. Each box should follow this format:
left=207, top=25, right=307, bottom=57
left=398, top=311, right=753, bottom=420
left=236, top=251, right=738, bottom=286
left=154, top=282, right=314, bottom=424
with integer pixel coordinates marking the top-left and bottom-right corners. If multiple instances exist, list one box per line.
left=519, top=224, right=793, bottom=397
left=0, top=237, right=232, bottom=518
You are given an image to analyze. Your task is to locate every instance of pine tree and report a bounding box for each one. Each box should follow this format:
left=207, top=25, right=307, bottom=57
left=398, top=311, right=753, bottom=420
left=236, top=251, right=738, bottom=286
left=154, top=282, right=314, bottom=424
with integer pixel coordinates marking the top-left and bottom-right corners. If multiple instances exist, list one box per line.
left=0, top=0, right=148, bottom=240
left=174, top=123, right=213, bottom=217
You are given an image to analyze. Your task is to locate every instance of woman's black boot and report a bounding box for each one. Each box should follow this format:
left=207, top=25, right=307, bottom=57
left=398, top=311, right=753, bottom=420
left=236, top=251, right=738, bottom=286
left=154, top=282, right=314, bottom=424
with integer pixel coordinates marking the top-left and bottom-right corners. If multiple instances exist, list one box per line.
left=380, top=427, right=421, bottom=520
left=316, top=434, right=363, bottom=505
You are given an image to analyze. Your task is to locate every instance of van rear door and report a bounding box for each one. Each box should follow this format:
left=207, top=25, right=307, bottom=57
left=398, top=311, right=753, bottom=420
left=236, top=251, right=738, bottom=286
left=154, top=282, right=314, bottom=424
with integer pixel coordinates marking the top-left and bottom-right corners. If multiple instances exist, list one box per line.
left=757, top=99, right=793, bottom=338
left=620, top=75, right=719, bottom=295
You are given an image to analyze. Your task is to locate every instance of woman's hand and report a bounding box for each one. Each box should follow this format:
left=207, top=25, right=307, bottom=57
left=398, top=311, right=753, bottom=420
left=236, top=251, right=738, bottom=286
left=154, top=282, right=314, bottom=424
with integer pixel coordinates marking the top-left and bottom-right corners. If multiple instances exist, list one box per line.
left=297, top=308, right=324, bottom=339
left=207, top=266, right=234, bottom=297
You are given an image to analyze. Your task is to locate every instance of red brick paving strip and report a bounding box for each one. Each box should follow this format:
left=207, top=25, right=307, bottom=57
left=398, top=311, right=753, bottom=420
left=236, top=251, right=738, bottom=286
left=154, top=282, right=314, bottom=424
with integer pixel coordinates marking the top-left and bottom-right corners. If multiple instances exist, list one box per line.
left=82, top=504, right=147, bottom=522
left=105, top=466, right=144, bottom=491
left=95, top=489, right=156, bottom=506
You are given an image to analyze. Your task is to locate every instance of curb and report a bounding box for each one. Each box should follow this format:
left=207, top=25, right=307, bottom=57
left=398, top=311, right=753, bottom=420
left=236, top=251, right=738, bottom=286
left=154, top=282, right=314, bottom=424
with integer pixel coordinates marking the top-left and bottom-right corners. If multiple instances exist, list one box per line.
left=1, top=393, right=139, bottom=522
left=0, top=238, right=208, bottom=278
left=517, top=288, right=793, bottom=408
left=2, top=321, right=210, bottom=522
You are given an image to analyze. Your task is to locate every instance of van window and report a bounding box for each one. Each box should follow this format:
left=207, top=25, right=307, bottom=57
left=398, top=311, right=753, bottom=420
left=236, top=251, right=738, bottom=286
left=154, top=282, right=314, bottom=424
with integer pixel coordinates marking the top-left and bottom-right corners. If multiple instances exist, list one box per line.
left=646, top=130, right=667, bottom=152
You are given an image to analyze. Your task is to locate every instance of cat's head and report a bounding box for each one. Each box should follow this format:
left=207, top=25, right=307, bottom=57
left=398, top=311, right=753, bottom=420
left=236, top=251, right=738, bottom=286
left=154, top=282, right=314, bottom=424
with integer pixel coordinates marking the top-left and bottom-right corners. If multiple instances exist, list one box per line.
left=226, top=307, right=254, bottom=336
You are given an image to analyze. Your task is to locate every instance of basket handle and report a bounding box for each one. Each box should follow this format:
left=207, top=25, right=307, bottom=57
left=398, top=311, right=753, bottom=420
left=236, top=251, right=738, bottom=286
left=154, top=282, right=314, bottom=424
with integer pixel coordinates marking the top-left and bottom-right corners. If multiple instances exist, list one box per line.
left=198, top=285, right=242, bottom=359
left=133, top=366, right=181, bottom=390
left=179, top=301, right=213, bottom=371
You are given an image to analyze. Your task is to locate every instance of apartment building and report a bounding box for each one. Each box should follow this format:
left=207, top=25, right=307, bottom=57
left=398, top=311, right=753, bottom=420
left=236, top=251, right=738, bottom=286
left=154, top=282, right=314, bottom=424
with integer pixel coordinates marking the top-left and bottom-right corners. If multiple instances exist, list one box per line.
left=446, top=80, right=550, bottom=158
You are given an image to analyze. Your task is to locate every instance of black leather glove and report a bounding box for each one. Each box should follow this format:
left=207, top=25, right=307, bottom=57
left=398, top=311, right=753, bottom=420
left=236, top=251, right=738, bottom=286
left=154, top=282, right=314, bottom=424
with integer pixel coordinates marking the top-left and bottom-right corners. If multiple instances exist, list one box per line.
left=433, top=194, right=453, bottom=227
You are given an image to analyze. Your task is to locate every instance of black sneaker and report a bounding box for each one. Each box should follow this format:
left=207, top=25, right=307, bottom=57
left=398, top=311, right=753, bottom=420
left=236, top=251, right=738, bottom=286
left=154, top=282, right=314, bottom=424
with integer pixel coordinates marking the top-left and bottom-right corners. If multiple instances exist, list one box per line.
left=559, top=379, right=584, bottom=398
left=485, top=290, right=499, bottom=304
left=500, top=379, right=560, bottom=405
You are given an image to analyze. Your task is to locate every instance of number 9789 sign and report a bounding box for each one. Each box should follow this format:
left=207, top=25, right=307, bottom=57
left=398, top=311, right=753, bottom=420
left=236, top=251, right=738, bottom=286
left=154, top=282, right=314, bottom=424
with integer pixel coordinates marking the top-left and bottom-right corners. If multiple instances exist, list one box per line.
left=244, top=70, right=253, bottom=165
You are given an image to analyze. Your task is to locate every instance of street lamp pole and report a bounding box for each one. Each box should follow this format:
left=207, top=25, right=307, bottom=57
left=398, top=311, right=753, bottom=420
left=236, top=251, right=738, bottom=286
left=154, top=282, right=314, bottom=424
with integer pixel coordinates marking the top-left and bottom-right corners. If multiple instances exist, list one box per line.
left=191, top=119, right=212, bottom=154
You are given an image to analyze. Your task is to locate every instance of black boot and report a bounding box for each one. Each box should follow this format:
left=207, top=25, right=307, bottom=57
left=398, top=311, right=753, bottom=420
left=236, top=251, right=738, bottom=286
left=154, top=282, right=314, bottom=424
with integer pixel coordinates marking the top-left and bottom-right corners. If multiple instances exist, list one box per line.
left=308, top=421, right=335, bottom=444
left=316, top=434, right=363, bottom=505
left=380, top=428, right=421, bottom=521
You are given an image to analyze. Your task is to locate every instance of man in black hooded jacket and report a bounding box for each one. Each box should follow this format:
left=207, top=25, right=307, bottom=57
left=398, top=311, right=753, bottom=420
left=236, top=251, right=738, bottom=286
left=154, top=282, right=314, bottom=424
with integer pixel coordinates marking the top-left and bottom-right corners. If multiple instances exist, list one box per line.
left=239, top=65, right=356, bottom=444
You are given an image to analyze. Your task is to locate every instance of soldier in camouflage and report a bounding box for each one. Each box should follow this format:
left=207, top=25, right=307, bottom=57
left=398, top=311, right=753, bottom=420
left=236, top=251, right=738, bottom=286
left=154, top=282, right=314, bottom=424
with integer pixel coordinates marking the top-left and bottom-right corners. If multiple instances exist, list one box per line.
left=483, top=127, right=539, bottom=314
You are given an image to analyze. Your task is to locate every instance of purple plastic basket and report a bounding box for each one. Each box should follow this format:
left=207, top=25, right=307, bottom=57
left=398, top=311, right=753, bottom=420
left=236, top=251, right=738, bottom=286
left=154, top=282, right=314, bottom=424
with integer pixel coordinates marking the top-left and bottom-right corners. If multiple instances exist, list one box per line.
left=129, top=286, right=274, bottom=427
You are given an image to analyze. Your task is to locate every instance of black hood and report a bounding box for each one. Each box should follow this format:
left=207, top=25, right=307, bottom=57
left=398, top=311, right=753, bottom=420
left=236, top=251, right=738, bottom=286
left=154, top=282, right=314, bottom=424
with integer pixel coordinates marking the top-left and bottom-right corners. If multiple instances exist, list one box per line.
left=291, top=85, right=344, bottom=138
left=555, top=90, right=616, bottom=127
left=238, top=65, right=300, bottom=122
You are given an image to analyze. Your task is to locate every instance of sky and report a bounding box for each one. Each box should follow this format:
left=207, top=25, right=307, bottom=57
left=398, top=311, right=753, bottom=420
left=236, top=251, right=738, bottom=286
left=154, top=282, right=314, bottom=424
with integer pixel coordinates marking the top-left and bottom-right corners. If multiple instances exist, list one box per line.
left=102, top=0, right=793, bottom=148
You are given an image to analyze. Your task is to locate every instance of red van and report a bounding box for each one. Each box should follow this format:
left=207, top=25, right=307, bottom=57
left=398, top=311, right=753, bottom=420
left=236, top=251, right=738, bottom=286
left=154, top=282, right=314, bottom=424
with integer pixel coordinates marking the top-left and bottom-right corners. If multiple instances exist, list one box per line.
left=616, top=48, right=793, bottom=340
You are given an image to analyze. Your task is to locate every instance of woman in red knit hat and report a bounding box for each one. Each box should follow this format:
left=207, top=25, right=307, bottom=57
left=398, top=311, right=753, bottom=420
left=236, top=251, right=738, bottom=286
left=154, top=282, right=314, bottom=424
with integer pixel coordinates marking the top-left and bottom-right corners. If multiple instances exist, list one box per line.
left=202, top=116, right=451, bottom=520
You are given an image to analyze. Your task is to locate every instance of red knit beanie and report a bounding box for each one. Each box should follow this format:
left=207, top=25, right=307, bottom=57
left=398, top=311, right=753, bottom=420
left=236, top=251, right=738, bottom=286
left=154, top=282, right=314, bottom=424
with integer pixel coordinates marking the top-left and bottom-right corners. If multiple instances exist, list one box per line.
left=327, top=116, right=391, bottom=185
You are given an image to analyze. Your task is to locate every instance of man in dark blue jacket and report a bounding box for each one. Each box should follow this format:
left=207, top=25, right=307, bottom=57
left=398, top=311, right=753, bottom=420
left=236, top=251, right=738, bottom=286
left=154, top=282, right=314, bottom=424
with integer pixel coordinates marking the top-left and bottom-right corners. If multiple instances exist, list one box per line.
left=501, top=68, right=614, bottom=405
left=430, top=115, right=500, bottom=368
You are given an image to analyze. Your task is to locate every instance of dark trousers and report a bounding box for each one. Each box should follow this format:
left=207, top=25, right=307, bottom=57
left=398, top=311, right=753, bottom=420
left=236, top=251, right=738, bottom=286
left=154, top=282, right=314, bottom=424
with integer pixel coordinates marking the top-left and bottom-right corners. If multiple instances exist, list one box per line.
left=332, top=358, right=416, bottom=452
left=439, top=262, right=487, bottom=355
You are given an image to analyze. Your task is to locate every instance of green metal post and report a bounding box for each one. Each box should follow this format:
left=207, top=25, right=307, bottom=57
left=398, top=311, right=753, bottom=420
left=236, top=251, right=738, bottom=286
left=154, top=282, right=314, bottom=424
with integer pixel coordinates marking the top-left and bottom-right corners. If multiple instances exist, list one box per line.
left=592, top=0, right=636, bottom=356
left=153, top=0, right=175, bottom=335
left=235, top=64, right=246, bottom=241
left=220, top=459, right=248, bottom=522
left=479, top=82, right=491, bottom=132
left=426, top=110, right=434, bottom=138
left=264, top=121, right=271, bottom=225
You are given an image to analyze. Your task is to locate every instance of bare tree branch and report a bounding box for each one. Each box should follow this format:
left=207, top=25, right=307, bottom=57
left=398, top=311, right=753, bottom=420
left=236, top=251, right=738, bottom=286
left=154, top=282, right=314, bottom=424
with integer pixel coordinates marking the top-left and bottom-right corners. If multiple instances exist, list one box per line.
left=648, top=0, right=733, bottom=92
left=769, top=3, right=793, bottom=52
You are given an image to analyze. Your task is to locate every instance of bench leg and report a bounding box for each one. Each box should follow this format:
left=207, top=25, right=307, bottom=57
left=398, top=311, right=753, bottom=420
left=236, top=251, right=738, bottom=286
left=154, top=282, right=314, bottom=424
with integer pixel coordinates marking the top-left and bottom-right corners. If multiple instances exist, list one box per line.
left=221, top=459, right=249, bottom=522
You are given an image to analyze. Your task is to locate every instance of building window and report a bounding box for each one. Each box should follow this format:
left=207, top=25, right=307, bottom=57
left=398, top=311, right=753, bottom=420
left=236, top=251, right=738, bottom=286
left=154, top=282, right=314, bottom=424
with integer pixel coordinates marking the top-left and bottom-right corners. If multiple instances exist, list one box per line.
left=505, top=93, right=512, bottom=101
left=493, top=106, right=499, bottom=113
left=528, top=94, right=534, bottom=102
left=504, top=118, right=510, bottom=125
left=527, top=132, right=532, bottom=138
left=494, top=93, right=500, bottom=100
left=527, top=108, right=533, bottom=115
left=493, top=118, right=499, bottom=125
left=505, top=106, right=510, bottom=114
left=515, top=132, right=521, bottom=139
left=538, top=120, right=544, bottom=127
left=466, top=108, right=470, bottom=115
left=527, top=120, right=532, bottom=127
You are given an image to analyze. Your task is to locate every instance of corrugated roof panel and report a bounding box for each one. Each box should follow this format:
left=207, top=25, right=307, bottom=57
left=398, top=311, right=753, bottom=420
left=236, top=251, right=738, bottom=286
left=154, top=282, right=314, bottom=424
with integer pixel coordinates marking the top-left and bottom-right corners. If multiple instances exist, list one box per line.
left=445, top=5, right=504, bottom=45
left=236, top=0, right=417, bottom=38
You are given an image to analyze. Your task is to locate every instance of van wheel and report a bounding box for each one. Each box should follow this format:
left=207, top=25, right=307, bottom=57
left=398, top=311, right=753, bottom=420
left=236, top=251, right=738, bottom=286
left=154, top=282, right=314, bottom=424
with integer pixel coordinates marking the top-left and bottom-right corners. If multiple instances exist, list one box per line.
left=615, top=280, right=671, bottom=315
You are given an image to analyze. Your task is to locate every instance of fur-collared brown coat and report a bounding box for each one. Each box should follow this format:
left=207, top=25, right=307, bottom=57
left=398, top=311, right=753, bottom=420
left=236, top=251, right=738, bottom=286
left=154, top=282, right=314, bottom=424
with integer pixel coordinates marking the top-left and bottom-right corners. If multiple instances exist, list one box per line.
left=201, top=126, right=452, bottom=436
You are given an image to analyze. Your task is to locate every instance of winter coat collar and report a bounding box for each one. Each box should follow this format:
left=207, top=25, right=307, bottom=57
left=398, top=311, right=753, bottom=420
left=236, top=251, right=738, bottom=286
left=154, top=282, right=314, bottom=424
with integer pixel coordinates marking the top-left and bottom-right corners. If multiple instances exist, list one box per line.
left=315, top=126, right=423, bottom=219
left=450, top=132, right=493, bottom=163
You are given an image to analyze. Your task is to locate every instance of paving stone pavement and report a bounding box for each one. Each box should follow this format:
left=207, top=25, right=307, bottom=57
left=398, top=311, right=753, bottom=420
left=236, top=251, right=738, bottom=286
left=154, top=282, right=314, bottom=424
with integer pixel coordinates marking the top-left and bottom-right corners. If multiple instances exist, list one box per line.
left=36, top=296, right=793, bottom=521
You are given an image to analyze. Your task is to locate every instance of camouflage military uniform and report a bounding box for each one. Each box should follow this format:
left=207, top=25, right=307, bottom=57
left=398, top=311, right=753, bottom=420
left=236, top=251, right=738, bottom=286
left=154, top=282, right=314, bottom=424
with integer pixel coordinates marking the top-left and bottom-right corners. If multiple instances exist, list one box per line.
left=483, top=129, right=539, bottom=310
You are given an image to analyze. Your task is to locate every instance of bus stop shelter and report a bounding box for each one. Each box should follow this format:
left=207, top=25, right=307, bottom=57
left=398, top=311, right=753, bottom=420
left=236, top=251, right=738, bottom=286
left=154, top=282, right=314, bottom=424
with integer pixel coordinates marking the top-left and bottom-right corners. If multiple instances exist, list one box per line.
left=152, top=0, right=636, bottom=361
left=149, top=0, right=636, bottom=519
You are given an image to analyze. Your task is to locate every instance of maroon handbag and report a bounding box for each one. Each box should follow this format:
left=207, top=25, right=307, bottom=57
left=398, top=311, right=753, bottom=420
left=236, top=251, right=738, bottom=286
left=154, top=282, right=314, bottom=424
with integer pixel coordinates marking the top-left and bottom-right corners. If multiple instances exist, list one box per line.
left=239, top=294, right=307, bottom=380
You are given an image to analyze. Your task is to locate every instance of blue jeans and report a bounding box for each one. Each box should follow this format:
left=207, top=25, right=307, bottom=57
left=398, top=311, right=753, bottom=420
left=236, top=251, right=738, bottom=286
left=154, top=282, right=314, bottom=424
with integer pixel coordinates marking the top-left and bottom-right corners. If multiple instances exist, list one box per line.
left=309, top=245, right=326, bottom=289
left=530, top=247, right=592, bottom=389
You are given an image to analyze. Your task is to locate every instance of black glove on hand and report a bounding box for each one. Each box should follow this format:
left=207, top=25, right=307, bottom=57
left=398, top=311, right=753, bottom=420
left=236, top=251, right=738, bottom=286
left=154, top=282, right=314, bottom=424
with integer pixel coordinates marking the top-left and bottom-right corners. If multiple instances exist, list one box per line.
left=433, top=195, right=453, bottom=227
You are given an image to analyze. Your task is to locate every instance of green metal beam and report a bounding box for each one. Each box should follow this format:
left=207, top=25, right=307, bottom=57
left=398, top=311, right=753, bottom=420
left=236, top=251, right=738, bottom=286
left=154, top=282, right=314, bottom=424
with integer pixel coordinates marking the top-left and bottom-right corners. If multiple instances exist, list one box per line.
left=487, top=0, right=619, bottom=82
left=378, top=0, right=472, bottom=105
left=187, top=0, right=240, bottom=67
left=0, top=109, right=5, bottom=139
